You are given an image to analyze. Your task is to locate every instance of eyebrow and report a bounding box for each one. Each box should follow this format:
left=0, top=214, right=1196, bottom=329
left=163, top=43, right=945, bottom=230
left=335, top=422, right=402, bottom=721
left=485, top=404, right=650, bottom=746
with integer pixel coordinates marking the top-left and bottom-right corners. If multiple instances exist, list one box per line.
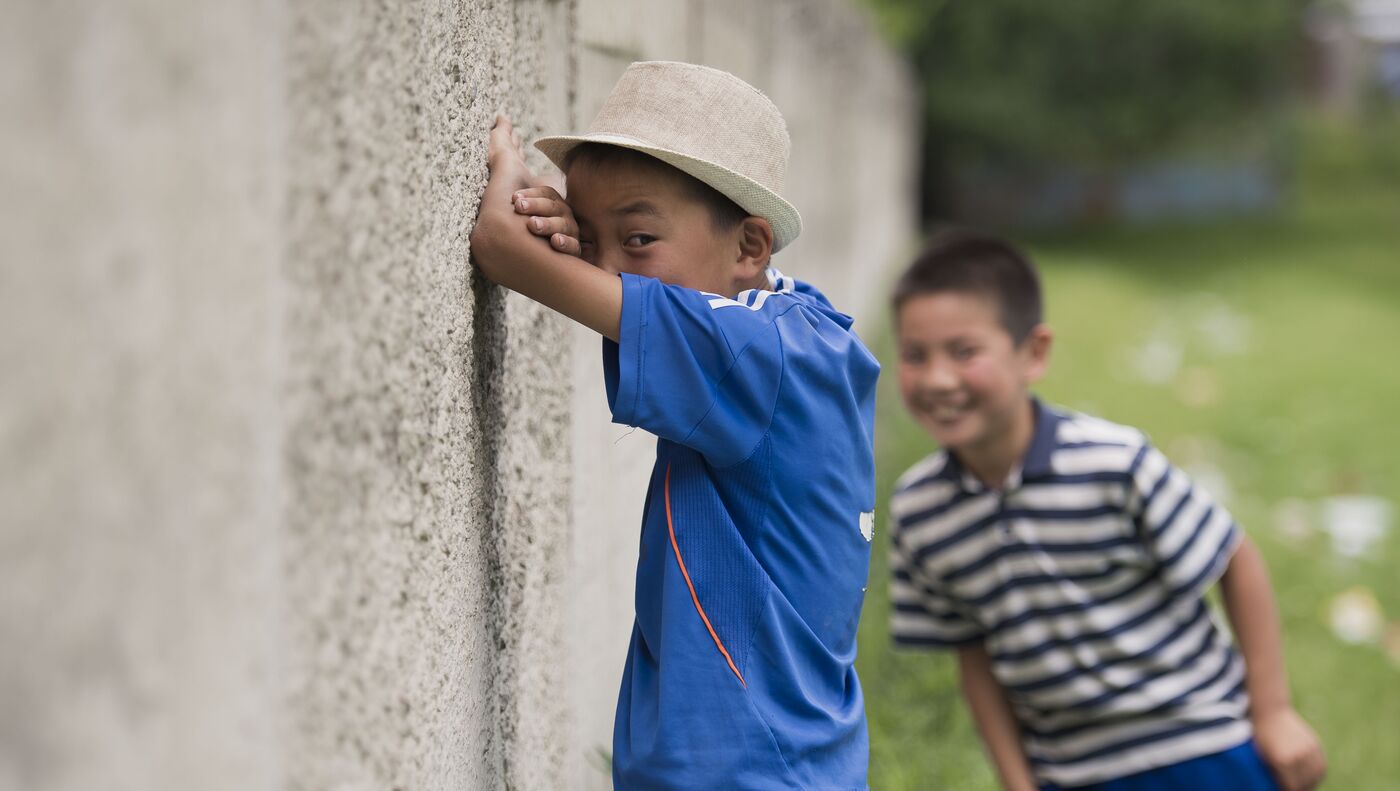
left=611, top=200, right=665, bottom=219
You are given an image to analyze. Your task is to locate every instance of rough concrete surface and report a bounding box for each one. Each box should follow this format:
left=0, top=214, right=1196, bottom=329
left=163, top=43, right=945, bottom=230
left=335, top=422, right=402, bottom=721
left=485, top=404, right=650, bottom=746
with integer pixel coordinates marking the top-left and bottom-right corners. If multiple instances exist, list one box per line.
left=1, top=0, right=913, bottom=789
left=283, top=0, right=574, bottom=788
left=0, top=2, right=286, bottom=790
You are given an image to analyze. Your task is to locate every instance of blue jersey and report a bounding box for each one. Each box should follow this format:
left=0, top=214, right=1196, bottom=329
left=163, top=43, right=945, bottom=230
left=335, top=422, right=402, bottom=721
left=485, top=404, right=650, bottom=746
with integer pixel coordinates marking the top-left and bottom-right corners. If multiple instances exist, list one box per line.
left=603, top=269, right=878, bottom=790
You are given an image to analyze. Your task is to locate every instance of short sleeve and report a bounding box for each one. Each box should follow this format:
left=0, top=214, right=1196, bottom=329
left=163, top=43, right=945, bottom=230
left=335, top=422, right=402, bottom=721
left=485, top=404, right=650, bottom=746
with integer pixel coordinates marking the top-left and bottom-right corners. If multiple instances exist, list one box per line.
left=889, top=526, right=985, bottom=649
left=1128, top=443, right=1242, bottom=600
left=603, top=273, right=784, bottom=467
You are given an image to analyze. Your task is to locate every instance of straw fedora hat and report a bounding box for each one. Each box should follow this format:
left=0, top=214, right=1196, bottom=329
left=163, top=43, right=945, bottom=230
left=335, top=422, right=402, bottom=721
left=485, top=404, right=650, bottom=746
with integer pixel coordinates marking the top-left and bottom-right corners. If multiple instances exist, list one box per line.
left=535, top=61, right=803, bottom=251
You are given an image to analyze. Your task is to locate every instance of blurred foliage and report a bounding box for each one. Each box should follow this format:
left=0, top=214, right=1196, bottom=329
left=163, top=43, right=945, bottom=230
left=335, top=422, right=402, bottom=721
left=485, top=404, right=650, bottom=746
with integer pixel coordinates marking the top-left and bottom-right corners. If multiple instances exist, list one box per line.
left=857, top=115, right=1400, bottom=791
left=1295, top=107, right=1400, bottom=188
left=863, top=0, right=1309, bottom=170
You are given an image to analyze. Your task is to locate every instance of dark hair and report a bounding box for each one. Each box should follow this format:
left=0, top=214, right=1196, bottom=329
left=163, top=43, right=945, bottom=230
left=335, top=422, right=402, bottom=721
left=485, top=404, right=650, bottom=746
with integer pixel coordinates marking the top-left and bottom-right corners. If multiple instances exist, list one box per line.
left=562, top=143, right=750, bottom=232
left=891, top=229, right=1043, bottom=343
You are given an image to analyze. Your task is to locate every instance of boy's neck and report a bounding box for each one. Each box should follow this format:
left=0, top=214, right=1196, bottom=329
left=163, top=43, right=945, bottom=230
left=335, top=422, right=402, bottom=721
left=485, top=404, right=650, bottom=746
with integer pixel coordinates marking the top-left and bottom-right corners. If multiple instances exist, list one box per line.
left=953, top=397, right=1037, bottom=491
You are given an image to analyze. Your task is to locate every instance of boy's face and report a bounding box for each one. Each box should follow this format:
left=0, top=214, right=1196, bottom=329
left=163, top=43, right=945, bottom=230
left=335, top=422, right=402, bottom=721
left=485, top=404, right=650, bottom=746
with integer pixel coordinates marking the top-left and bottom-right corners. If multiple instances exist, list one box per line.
left=896, top=291, right=1050, bottom=457
left=565, top=157, right=744, bottom=295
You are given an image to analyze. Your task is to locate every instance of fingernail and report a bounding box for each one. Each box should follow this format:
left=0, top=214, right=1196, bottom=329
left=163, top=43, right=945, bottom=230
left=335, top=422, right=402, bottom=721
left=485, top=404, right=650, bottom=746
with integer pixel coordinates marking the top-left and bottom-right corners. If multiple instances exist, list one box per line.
left=532, top=217, right=543, bottom=230
left=517, top=199, right=528, bottom=211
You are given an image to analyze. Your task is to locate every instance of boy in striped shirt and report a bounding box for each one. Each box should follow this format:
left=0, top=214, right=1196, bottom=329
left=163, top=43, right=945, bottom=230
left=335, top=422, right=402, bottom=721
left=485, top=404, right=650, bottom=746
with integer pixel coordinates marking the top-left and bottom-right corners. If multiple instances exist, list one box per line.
left=887, top=231, right=1326, bottom=791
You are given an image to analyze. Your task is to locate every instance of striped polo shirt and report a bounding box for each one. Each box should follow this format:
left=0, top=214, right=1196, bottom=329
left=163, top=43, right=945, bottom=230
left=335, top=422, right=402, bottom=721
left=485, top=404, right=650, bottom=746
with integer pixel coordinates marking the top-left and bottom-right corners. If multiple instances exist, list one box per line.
left=889, top=400, right=1250, bottom=787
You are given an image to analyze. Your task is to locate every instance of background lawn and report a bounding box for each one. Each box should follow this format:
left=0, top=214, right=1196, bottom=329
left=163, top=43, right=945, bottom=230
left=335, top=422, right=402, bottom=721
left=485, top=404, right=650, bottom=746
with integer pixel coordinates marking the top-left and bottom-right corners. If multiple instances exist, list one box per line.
left=857, top=126, right=1400, bottom=790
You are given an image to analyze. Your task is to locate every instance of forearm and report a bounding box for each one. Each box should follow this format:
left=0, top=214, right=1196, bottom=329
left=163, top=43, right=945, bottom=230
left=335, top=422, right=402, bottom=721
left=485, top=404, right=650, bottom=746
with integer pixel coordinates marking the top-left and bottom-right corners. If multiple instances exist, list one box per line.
left=471, top=211, right=621, bottom=340
left=470, top=115, right=622, bottom=340
left=1220, top=536, right=1291, bottom=717
left=958, top=644, right=1037, bottom=791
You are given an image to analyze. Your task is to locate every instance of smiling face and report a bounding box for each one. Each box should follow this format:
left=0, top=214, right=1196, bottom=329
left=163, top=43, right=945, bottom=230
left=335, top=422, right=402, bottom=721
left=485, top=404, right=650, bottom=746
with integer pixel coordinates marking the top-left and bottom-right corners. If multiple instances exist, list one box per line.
left=565, top=154, right=765, bottom=296
left=896, top=290, right=1051, bottom=471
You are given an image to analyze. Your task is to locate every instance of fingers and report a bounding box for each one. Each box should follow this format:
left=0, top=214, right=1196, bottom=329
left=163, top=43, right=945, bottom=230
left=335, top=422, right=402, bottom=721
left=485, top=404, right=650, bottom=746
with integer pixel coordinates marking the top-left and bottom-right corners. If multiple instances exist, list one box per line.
left=523, top=213, right=575, bottom=239
left=504, top=181, right=581, bottom=255
left=512, top=185, right=565, bottom=205
left=486, top=114, right=515, bottom=170
left=490, top=113, right=529, bottom=164
left=1292, top=746, right=1326, bottom=791
left=513, top=189, right=579, bottom=236
left=1273, top=744, right=1327, bottom=791
left=512, top=187, right=568, bottom=216
left=548, top=232, right=581, bottom=257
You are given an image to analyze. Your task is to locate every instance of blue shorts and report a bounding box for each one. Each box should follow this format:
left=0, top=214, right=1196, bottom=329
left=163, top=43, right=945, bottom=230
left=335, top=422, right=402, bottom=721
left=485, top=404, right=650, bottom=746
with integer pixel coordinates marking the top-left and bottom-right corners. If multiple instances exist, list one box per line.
left=1040, top=740, right=1281, bottom=791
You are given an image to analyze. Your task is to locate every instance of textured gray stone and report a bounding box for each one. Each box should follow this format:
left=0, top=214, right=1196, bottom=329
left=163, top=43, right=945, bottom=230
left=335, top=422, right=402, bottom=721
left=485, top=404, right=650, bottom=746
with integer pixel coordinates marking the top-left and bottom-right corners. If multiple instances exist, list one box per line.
left=282, top=1, right=573, bottom=788
left=1, top=2, right=286, bottom=789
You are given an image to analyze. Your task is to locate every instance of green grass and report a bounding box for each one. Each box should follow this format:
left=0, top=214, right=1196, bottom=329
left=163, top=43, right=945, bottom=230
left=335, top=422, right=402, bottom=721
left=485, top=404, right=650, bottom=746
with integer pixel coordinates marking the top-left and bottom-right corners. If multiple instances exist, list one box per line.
left=857, top=128, right=1400, bottom=790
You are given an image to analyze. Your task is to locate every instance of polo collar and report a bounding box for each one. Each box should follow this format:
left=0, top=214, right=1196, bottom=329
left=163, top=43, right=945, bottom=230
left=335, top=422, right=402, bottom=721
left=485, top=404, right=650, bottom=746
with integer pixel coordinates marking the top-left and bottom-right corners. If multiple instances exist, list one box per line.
left=937, top=397, right=1062, bottom=494
left=1021, top=397, right=1062, bottom=480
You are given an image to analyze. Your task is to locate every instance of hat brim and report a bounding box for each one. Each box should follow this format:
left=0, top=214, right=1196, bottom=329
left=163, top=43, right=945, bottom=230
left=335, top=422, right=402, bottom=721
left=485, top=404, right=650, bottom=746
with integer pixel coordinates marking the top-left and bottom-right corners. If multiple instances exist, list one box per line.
left=535, top=133, right=802, bottom=252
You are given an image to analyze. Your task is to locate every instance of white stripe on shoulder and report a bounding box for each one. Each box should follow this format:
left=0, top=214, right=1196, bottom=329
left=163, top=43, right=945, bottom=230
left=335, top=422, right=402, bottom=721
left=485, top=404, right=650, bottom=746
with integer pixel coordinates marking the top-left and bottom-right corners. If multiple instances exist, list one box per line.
left=890, top=478, right=963, bottom=523
left=1057, top=412, right=1148, bottom=447
left=895, top=453, right=950, bottom=492
left=1051, top=444, right=1142, bottom=476
left=766, top=267, right=796, bottom=293
left=704, top=288, right=780, bottom=312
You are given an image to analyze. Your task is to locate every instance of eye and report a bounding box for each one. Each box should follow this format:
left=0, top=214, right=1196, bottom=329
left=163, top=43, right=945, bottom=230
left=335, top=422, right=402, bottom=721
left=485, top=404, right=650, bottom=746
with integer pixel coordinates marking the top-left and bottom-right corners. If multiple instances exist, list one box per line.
left=951, top=345, right=979, bottom=361
left=623, top=233, right=656, bottom=248
left=899, top=346, right=926, bottom=365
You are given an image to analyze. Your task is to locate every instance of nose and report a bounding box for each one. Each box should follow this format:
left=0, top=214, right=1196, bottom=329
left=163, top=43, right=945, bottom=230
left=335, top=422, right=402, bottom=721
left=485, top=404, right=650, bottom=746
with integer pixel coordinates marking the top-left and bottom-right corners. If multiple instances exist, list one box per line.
left=920, top=354, right=959, bottom=392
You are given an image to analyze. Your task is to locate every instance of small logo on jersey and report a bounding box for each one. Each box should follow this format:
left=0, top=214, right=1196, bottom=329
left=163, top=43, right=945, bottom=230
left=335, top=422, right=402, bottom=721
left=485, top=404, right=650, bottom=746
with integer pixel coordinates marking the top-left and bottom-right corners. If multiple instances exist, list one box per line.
left=859, top=511, right=874, bottom=542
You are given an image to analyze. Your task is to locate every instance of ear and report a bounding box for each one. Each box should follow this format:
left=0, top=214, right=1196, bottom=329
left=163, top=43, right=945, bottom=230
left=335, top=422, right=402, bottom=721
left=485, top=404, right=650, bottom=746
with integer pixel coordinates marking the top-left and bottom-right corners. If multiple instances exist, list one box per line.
left=733, top=217, right=774, bottom=286
left=1021, top=324, right=1054, bottom=384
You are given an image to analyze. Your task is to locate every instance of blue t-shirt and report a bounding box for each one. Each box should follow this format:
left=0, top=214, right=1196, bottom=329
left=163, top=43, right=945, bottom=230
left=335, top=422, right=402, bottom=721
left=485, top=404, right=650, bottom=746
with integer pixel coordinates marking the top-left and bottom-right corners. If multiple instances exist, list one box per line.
left=604, top=269, right=879, bottom=790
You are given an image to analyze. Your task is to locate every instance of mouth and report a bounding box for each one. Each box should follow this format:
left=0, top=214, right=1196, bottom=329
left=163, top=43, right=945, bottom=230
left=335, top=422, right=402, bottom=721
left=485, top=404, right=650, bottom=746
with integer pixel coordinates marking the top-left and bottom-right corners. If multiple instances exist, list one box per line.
left=917, top=398, right=973, bottom=425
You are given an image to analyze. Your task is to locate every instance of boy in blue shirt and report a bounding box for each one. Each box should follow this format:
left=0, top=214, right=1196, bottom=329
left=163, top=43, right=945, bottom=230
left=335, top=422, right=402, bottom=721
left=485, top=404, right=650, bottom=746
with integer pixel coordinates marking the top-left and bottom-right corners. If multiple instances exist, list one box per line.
left=886, top=231, right=1326, bottom=791
left=471, top=61, right=878, bottom=789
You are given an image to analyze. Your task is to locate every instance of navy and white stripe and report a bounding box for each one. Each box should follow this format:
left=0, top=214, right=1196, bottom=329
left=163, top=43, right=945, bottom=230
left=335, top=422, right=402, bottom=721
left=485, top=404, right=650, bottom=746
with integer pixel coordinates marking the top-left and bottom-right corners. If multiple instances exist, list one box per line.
left=889, top=401, right=1248, bottom=786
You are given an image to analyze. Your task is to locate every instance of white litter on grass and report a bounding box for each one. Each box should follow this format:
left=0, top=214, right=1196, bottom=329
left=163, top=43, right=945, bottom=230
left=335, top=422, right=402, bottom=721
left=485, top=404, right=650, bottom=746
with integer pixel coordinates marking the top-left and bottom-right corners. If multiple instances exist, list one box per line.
left=1184, top=461, right=1234, bottom=507
left=1128, top=327, right=1183, bottom=384
left=1321, top=495, right=1392, bottom=559
left=1328, top=586, right=1385, bottom=644
left=1271, top=498, right=1316, bottom=545
left=1167, top=435, right=1235, bottom=506
left=1191, top=295, right=1252, bottom=357
left=1127, top=296, right=1251, bottom=388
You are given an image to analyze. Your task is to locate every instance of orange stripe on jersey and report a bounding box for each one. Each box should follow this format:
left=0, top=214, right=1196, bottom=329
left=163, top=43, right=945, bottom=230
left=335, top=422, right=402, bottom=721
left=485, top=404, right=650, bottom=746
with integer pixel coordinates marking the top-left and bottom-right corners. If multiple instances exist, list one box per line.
left=664, top=462, right=747, bottom=688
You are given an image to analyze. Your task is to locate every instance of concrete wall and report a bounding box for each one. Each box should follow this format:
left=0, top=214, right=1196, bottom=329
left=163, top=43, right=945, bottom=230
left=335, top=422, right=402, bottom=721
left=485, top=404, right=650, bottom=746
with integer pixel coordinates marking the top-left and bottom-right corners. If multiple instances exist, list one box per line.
left=0, top=1, right=915, bottom=789
left=1, top=2, right=287, bottom=789
left=282, top=1, right=574, bottom=788
left=2, top=1, right=576, bottom=788
left=565, top=1, right=918, bottom=786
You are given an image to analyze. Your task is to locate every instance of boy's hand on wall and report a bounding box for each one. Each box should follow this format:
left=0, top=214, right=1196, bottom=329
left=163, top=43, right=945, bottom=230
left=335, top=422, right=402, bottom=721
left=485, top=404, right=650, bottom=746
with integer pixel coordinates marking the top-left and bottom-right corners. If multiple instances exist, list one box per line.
left=513, top=186, right=581, bottom=258
left=467, top=114, right=621, bottom=339
left=471, top=115, right=531, bottom=269
left=485, top=114, right=534, bottom=194
left=1255, top=707, right=1326, bottom=791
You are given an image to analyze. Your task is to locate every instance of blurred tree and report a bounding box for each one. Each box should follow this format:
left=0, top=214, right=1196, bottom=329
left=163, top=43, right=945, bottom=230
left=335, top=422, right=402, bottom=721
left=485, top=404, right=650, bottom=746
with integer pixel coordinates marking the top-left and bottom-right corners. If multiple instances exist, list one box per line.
left=864, top=0, right=1309, bottom=216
